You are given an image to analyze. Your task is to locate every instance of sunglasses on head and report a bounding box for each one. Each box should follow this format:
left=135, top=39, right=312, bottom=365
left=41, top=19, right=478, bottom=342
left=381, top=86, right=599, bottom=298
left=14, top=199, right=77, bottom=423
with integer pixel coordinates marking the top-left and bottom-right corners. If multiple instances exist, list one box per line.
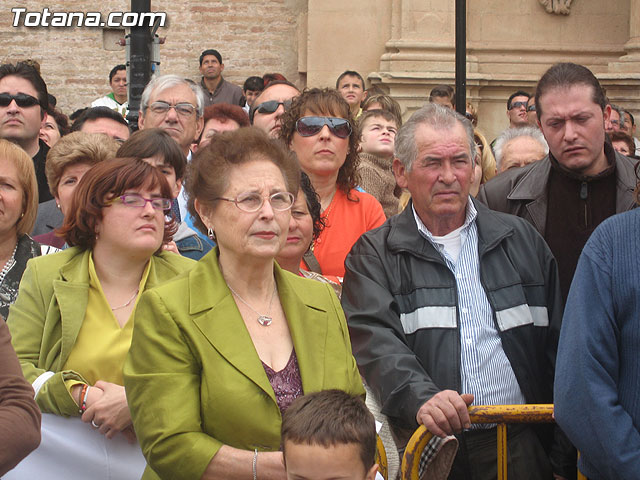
left=255, top=99, right=292, bottom=115
left=0, top=93, right=40, bottom=108
left=295, top=116, right=352, bottom=139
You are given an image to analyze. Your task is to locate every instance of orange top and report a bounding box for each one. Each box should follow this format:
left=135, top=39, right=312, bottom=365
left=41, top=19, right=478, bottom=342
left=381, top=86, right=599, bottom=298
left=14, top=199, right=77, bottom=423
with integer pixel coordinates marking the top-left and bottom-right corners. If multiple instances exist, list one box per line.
left=310, top=188, right=386, bottom=278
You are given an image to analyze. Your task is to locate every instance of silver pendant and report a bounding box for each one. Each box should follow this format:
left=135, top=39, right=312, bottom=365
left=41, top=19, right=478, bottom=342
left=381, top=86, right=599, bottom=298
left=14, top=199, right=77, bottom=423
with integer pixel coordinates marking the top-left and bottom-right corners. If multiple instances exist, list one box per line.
left=257, top=315, right=273, bottom=326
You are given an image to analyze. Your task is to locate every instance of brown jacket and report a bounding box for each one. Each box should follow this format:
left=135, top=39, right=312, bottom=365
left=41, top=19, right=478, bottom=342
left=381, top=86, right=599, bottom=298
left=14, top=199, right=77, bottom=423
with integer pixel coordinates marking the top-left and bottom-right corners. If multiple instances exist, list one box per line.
left=0, top=320, right=40, bottom=476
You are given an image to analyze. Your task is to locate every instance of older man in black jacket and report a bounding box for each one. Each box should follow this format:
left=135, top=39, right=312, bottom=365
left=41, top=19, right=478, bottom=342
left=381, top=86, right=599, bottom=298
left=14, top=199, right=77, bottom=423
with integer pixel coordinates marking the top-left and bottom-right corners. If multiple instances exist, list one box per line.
left=342, top=103, right=573, bottom=479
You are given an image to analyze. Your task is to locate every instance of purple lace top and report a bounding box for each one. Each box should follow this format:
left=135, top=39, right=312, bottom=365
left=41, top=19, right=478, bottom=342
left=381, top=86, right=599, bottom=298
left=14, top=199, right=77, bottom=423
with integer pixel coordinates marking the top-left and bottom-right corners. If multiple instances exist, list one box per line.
left=262, top=349, right=303, bottom=414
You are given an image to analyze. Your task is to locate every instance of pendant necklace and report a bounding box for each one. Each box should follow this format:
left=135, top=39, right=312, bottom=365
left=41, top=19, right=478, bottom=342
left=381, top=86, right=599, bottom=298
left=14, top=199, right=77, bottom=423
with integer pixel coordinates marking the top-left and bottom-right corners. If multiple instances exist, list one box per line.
left=228, top=283, right=277, bottom=326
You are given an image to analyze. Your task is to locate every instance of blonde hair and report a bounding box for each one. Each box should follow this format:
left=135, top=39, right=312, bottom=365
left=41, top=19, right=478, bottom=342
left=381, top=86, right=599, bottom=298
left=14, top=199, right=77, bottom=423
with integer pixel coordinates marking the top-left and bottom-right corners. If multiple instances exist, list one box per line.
left=45, top=132, right=119, bottom=197
left=0, top=139, right=38, bottom=235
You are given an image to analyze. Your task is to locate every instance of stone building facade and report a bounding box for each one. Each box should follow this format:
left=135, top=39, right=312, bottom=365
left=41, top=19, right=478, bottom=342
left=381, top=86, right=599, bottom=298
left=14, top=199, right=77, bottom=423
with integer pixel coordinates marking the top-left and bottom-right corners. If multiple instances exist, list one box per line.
left=1, top=0, right=638, bottom=140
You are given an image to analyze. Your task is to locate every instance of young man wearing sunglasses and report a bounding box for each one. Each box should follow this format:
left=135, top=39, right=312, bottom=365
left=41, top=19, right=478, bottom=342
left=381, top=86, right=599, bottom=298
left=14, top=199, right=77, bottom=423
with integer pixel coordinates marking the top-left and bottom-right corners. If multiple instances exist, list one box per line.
left=506, top=90, right=531, bottom=129
left=0, top=62, right=52, bottom=203
left=250, top=80, right=300, bottom=139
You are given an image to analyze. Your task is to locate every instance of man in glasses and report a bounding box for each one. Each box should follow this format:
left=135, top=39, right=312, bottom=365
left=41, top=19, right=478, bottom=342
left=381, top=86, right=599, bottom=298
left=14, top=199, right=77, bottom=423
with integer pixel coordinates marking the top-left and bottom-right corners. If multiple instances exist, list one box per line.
left=526, top=96, right=538, bottom=127
left=505, top=90, right=531, bottom=129
left=198, top=49, right=245, bottom=108
left=250, top=80, right=300, bottom=139
left=0, top=62, right=52, bottom=202
left=342, top=103, right=571, bottom=479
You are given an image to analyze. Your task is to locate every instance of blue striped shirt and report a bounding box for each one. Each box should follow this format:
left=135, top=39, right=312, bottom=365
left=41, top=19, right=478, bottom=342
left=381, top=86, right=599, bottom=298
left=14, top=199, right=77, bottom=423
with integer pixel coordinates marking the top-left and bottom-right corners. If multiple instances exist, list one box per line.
left=412, top=201, right=526, bottom=409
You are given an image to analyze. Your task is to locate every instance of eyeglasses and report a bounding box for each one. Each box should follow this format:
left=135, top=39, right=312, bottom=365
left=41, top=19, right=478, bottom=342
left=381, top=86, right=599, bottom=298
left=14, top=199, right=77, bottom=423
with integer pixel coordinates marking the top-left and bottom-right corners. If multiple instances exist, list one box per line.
left=254, top=99, right=292, bottom=115
left=215, top=191, right=295, bottom=213
left=527, top=104, right=536, bottom=112
left=509, top=101, right=528, bottom=111
left=0, top=93, right=40, bottom=108
left=149, top=101, right=197, bottom=117
left=295, top=116, right=352, bottom=139
left=117, top=194, right=172, bottom=211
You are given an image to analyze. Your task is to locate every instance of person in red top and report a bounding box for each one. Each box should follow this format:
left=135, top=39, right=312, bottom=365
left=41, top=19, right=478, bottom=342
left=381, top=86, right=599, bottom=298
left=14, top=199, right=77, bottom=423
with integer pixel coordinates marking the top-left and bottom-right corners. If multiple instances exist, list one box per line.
left=280, top=88, right=385, bottom=279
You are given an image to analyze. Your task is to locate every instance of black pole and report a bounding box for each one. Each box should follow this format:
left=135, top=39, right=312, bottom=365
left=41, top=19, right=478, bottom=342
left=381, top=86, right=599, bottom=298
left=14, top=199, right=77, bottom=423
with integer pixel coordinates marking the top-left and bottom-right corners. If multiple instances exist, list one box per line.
left=455, top=0, right=466, bottom=115
left=126, top=0, right=152, bottom=128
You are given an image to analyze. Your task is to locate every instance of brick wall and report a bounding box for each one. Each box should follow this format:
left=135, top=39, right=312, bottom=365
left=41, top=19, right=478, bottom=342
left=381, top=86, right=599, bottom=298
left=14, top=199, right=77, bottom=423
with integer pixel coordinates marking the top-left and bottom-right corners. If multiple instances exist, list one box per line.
left=0, top=0, right=307, bottom=116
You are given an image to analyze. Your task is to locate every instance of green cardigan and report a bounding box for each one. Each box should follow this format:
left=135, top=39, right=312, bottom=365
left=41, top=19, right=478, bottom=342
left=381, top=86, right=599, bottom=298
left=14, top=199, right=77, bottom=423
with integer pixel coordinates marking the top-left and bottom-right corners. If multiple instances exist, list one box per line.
left=124, top=249, right=365, bottom=480
left=7, top=247, right=195, bottom=418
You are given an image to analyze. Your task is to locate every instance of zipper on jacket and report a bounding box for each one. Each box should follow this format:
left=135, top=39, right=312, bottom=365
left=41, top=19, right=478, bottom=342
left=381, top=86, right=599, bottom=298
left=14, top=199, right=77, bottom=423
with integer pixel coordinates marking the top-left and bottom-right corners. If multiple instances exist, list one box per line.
left=580, top=181, right=588, bottom=226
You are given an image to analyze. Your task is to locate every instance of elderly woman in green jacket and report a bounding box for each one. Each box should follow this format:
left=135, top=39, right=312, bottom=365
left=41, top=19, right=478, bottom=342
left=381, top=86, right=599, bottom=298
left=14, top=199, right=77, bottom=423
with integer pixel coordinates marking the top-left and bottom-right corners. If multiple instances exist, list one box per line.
left=124, top=128, right=364, bottom=480
left=6, top=158, right=194, bottom=480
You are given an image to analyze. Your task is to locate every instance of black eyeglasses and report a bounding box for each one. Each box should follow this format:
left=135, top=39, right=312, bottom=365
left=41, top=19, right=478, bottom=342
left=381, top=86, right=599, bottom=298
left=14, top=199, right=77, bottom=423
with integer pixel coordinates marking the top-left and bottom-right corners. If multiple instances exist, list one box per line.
left=509, top=101, right=528, bottom=111
left=295, top=116, right=352, bottom=139
left=527, top=104, right=536, bottom=112
left=254, top=99, right=292, bottom=115
left=0, top=93, right=40, bottom=108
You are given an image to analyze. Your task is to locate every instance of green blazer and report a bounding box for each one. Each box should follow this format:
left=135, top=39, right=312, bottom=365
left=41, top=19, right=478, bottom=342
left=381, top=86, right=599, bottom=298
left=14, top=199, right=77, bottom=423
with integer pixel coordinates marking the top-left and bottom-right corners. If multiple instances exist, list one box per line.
left=7, top=247, right=195, bottom=418
left=124, top=249, right=365, bottom=480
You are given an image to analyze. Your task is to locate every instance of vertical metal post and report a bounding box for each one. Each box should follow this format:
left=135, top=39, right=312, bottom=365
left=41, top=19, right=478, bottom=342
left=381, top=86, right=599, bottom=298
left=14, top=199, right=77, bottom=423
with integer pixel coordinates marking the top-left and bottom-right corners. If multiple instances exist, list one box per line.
left=455, top=0, right=466, bottom=115
left=126, top=0, right=152, bottom=128
left=497, top=423, right=508, bottom=479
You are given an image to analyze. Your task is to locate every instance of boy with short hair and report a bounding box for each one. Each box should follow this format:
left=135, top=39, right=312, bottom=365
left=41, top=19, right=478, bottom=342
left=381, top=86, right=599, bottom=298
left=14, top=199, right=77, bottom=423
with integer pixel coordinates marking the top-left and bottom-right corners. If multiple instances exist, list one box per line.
left=357, top=109, right=400, bottom=218
left=336, top=70, right=367, bottom=117
left=282, top=390, right=378, bottom=480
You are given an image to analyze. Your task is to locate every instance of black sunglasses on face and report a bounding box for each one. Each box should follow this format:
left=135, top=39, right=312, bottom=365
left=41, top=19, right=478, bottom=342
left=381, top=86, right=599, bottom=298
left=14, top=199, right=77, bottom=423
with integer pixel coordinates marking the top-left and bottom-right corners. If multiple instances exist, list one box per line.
left=255, top=100, right=292, bottom=115
left=527, top=104, right=536, bottom=112
left=295, top=116, right=352, bottom=139
left=509, top=101, right=528, bottom=111
left=0, top=93, right=40, bottom=108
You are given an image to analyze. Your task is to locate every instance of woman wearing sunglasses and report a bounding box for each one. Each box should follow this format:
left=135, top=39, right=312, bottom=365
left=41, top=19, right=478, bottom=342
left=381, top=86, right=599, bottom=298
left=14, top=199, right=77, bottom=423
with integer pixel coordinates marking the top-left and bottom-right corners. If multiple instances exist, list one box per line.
left=6, top=158, right=194, bottom=480
left=124, top=128, right=363, bottom=480
left=280, top=88, right=386, bottom=280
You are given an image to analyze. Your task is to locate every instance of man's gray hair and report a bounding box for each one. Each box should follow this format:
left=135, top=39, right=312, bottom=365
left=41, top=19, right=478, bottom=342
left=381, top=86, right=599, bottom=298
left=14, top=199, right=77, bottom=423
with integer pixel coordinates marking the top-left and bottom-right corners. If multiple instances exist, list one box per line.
left=493, top=126, right=549, bottom=170
left=394, top=103, right=476, bottom=171
left=140, top=74, right=205, bottom=117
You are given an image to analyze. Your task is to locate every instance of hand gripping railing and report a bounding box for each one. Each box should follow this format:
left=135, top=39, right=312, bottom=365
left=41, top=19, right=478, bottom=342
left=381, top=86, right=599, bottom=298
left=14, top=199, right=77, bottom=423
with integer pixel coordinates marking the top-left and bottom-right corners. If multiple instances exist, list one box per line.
left=401, top=404, right=586, bottom=480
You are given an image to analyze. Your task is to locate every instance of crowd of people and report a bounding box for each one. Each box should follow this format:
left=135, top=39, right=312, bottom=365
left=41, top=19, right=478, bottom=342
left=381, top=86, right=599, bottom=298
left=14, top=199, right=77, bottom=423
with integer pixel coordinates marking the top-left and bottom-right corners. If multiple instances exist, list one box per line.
left=0, top=48, right=637, bottom=480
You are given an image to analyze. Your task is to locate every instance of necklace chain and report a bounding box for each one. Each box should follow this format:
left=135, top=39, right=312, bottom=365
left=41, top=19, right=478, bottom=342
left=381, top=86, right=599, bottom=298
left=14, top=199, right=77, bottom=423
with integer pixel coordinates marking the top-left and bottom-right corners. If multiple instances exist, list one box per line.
left=0, top=243, right=18, bottom=286
left=111, top=289, right=139, bottom=311
left=228, top=283, right=277, bottom=327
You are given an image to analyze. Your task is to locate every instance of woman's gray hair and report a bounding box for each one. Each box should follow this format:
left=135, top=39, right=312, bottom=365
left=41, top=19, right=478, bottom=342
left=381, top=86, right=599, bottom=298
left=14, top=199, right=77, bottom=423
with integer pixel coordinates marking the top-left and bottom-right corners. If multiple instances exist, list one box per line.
left=140, top=74, right=206, bottom=117
left=493, top=126, right=549, bottom=170
left=394, top=103, right=476, bottom=171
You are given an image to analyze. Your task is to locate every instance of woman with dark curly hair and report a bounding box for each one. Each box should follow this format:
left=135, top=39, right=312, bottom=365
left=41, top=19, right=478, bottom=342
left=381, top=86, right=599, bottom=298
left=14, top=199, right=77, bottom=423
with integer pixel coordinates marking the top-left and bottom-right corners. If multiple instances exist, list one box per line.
left=275, top=171, right=341, bottom=297
left=279, top=88, right=385, bottom=279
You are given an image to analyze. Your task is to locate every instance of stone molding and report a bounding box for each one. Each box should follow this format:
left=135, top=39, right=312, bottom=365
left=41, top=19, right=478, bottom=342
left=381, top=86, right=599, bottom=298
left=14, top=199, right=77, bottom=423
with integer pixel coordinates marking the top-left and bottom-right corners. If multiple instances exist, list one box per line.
left=538, top=0, right=573, bottom=15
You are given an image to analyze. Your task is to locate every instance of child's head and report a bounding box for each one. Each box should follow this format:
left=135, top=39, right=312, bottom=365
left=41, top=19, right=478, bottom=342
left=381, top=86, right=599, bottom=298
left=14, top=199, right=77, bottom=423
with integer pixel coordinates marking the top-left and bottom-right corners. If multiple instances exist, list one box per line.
left=281, top=390, right=378, bottom=480
left=358, top=109, right=398, bottom=159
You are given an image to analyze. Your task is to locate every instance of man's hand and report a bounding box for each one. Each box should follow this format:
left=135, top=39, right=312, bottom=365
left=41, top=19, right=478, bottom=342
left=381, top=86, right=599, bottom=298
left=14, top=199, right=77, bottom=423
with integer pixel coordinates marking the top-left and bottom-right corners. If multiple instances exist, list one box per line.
left=416, top=390, right=474, bottom=438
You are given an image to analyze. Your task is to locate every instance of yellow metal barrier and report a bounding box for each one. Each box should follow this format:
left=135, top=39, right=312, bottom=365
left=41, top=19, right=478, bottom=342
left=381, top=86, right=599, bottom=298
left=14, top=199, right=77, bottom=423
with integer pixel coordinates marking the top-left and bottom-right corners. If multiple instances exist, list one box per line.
left=375, top=433, right=389, bottom=480
left=401, top=404, right=586, bottom=480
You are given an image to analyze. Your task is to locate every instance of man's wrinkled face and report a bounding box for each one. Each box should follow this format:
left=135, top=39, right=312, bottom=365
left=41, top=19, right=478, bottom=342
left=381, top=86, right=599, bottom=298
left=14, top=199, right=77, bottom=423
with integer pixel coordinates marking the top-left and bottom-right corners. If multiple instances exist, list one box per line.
left=139, top=83, right=204, bottom=152
left=199, top=55, right=224, bottom=80
left=498, top=136, right=546, bottom=173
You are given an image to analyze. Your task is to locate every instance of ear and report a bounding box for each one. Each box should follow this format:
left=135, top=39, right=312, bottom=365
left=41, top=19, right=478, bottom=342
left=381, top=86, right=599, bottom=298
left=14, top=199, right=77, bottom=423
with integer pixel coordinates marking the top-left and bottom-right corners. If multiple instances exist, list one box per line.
left=220, top=63, right=225, bottom=73
left=603, top=104, right=612, bottom=126
left=195, top=115, right=204, bottom=140
left=138, top=110, right=145, bottom=130
left=194, top=198, right=211, bottom=227
left=40, top=110, right=48, bottom=128
left=365, top=464, right=378, bottom=480
left=173, top=178, right=183, bottom=200
left=392, top=158, right=408, bottom=189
